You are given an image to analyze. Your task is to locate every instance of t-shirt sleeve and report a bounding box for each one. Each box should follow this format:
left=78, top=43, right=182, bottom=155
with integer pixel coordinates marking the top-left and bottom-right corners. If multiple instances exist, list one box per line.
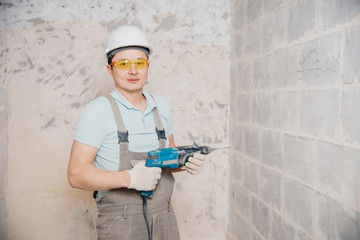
left=165, top=99, right=173, bottom=136
left=74, top=99, right=107, bottom=149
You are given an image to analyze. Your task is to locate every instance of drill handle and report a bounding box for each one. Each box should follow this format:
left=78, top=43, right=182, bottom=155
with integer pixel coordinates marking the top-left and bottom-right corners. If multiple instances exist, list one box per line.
left=177, top=151, right=195, bottom=167
left=177, top=145, right=212, bottom=166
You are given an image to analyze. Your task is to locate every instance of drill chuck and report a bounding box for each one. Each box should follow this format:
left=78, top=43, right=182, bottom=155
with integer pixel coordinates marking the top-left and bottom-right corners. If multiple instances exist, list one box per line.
left=200, top=146, right=213, bottom=155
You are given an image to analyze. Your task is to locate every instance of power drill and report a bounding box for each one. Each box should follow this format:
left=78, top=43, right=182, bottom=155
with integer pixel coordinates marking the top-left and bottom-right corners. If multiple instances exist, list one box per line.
left=140, top=142, right=229, bottom=197
left=140, top=142, right=229, bottom=240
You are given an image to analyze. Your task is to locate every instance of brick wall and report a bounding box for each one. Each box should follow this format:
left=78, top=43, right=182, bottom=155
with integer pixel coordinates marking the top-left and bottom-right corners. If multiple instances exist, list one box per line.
left=228, top=0, right=360, bottom=239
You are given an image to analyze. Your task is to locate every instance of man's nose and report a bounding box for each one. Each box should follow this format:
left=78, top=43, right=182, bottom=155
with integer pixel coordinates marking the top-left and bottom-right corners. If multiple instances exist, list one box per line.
left=129, top=64, right=138, bottom=74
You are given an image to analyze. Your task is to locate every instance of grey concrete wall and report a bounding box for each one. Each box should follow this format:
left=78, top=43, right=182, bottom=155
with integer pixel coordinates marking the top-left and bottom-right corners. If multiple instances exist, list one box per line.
left=229, top=0, right=360, bottom=239
left=0, top=87, right=8, bottom=240
left=0, top=1, right=230, bottom=239
left=1, top=2, right=8, bottom=237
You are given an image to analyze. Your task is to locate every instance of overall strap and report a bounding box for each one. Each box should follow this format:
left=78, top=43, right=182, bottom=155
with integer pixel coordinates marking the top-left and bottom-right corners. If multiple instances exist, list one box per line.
left=105, top=95, right=131, bottom=171
left=105, top=95, right=128, bottom=139
left=150, top=94, right=167, bottom=149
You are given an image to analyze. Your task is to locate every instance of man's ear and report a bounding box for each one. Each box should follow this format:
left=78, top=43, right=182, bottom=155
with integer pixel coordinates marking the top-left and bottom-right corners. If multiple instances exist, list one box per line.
left=106, top=64, right=113, bottom=76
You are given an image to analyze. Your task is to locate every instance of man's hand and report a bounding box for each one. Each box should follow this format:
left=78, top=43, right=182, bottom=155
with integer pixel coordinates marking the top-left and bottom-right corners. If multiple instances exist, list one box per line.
left=127, top=162, right=162, bottom=191
left=185, top=153, right=206, bottom=175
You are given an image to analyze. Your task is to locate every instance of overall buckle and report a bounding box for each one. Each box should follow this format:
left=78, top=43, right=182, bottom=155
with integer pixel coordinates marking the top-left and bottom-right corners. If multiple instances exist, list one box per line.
left=118, top=131, right=129, bottom=143
left=156, top=128, right=167, bottom=140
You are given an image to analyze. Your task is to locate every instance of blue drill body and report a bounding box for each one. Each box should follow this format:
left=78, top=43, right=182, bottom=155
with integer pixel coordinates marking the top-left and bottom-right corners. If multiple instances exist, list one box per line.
left=140, top=144, right=213, bottom=197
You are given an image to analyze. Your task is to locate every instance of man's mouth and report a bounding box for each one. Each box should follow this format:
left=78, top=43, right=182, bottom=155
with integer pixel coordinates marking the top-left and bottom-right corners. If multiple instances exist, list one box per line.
left=128, top=78, right=140, bottom=83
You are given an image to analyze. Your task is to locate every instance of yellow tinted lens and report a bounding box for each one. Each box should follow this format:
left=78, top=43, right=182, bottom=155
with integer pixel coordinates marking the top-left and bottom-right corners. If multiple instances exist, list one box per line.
left=134, top=58, right=148, bottom=69
left=112, top=58, right=148, bottom=70
left=114, top=59, right=131, bottom=70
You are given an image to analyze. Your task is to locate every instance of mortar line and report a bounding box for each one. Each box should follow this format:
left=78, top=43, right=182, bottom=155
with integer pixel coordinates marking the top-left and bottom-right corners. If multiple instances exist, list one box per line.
left=234, top=123, right=360, bottom=150
left=237, top=147, right=360, bottom=213
left=237, top=175, right=310, bottom=239
left=236, top=21, right=357, bottom=67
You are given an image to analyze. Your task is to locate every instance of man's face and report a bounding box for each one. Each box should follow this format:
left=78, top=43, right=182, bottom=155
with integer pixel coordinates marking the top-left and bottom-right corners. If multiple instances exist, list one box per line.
left=107, top=49, right=149, bottom=95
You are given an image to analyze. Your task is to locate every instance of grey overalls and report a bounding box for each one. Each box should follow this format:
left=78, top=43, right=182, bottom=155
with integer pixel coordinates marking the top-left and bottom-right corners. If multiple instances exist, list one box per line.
left=95, top=95, right=180, bottom=240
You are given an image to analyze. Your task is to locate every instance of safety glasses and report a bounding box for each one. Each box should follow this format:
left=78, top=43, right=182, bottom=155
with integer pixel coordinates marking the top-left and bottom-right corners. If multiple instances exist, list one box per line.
left=110, top=58, right=149, bottom=70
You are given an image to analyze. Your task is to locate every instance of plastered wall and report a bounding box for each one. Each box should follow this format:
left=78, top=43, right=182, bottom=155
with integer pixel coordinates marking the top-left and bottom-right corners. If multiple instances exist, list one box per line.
left=229, top=0, right=360, bottom=239
left=0, top=1, right=230, bottom=239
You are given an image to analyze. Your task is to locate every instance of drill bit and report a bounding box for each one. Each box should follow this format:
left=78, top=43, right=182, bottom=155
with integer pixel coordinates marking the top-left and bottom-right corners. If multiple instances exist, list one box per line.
left=211, top=147, right=231, bottom=151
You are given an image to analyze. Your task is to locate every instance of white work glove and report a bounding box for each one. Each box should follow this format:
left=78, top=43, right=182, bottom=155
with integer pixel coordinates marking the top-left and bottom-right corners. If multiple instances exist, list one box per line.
left=185, top=153, right=206, bottom=175
left=127, top=162, right=162, bottom=191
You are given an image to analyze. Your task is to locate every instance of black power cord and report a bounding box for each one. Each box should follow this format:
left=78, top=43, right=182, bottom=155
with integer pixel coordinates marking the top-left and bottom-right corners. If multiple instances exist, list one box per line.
left=142, top=196, right=152, bottom=240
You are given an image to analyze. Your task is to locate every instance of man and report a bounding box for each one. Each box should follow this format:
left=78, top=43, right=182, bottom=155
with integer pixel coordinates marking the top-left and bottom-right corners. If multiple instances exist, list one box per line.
left=67, top=25, right=206, bottom=240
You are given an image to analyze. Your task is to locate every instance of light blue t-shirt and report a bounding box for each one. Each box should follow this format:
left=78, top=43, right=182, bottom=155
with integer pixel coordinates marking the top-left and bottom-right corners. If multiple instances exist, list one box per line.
left=75, top=89, right=173, bottom=171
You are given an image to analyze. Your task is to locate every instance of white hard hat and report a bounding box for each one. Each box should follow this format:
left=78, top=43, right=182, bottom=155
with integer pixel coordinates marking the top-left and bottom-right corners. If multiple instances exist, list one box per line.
left=105, top=25, right=153, bottom=56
